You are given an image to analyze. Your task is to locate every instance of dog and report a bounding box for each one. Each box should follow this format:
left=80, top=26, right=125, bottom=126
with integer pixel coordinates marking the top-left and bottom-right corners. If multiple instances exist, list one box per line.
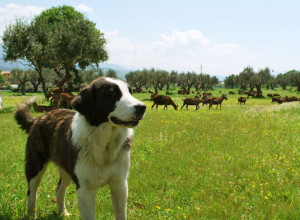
left=15, top=77, right=146, bottom=220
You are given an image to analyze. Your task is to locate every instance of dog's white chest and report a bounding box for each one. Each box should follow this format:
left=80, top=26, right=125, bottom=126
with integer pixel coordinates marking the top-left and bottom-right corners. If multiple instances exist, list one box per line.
left=72, top=115, right=133, bottom=189
left=75, top=150, right=130, bottom=189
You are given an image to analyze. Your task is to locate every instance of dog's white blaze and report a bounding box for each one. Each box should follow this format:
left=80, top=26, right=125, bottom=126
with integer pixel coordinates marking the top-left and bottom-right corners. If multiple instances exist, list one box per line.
left=105, top=78, right=145, bottom=123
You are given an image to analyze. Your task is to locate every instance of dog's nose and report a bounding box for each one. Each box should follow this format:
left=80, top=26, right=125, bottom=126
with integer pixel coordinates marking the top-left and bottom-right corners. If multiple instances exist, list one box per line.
left=135, top=104, right=146, bottom=116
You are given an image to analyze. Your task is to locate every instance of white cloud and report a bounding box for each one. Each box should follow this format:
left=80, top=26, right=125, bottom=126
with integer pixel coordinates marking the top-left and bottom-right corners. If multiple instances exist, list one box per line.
left=75, top=4, right=93, bottom=13
left=105, top=30, right=135, bottom=52
left=154, top=29, right=211, bottom=49
left=104, top=29, right=249, bottom=75
left=210, top=43, right=241, bottom=56
left=0, top=4, right=44, bottom=37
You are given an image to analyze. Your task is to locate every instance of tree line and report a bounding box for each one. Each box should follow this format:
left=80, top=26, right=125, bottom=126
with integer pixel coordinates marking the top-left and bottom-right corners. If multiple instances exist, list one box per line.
left=3, top=67, right=118, bottom=95
left=125, top=68, right=219, bottom=94
left=224, top=66, right=300, bottom=92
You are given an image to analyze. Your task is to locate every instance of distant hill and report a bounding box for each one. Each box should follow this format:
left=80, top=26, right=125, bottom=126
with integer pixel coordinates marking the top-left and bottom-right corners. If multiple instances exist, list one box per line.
left=99, top=63, right=133, bottom=79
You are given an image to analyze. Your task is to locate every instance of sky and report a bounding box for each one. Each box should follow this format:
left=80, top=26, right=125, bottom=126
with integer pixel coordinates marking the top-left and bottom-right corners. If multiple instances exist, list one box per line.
left=0, top=0, right=300, bottom=77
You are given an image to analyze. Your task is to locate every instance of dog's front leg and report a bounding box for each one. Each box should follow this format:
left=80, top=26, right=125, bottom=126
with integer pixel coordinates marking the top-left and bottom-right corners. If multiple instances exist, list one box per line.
left=77, top=187, right=97, bottom=220
left=109, top=180, right=128, bottom=220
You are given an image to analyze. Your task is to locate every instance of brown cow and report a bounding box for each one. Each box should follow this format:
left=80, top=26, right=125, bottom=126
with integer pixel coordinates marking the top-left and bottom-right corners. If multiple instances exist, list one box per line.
left=238, top=97, right=247, bottom=105
left=209, top=95, right=227, bottom=110
left=181, top=98, right=202, bottom=110
left=32, top=102, right=55, bottom=112
left=271, top=97, right=285, bottom=104
left=151, top=94, right=178, bottom=110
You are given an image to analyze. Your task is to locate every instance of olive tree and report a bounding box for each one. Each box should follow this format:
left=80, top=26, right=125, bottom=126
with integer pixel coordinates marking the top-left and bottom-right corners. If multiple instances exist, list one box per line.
left=2, top=5, right=108, bottom=98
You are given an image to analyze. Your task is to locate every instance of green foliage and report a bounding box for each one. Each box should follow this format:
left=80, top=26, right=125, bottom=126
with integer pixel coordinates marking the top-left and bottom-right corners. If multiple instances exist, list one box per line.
left=35, top=5, right=84, bottom=25
left=0, top=74, right=5, bottom=84
left=105, top=69, right=118, bottom=78
left=224, top=74, right=236, bottom=88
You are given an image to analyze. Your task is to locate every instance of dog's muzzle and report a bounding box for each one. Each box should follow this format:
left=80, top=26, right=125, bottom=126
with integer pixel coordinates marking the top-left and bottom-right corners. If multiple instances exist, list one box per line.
left=110, top=104, right=146, bottom=127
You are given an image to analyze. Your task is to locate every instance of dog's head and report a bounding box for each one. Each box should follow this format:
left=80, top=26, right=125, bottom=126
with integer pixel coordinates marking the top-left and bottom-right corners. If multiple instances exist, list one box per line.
left=72, top=77, right=146, bottom=127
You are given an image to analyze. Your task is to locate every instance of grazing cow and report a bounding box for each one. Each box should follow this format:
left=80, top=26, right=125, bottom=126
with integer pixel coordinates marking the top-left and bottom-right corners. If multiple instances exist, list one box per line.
left=178, top=89, right=189, bottom=95
left=271, top=97, right=285, bottom=104
left=229, top=91, right=236, bottom=95
left=32, top=102, right=55, bottom=112
left=133, top=88, right=143, bottom=93
left=202, top=92, right=212, bottom=97
left=247, top=91, right=256, bottom=98
left=285, top=96, right=298, bottom=102
left=209, top=95, right=227, bottom=110
left=201, top=96, right=212, bottom=106
left=195, top=94, right=201, bottom=99
left=51, top=92, right=76, bottom=109
left=151, top=94, right=178, bottom=110
left=166, top=91, right=173, bottom=95
left=181, top=98, right=202, bottom=110
left=238, top=97, right=247, bottom=105
left=59, top=93, right=76, bottom=109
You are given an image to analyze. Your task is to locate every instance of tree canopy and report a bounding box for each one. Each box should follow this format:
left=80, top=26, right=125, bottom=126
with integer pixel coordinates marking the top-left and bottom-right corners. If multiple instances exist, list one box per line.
left=2, top=5, right=108, bottom=97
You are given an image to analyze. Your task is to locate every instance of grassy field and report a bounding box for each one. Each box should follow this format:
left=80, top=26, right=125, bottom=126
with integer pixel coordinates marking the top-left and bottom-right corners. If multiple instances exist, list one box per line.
left=0, top=88, right=300, bottom=219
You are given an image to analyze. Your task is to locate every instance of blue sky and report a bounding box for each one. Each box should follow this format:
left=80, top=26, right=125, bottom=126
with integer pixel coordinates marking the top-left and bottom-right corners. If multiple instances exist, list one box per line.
left=1, top=0, right=299, bottom=77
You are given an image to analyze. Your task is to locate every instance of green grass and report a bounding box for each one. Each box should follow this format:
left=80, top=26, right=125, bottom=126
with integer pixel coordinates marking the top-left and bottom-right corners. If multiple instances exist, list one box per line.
left=0, top=88, right=300, bottom=219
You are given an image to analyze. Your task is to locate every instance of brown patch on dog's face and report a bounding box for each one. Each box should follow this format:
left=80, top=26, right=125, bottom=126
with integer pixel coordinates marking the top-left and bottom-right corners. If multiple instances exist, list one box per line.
left=72, top=78, right=122, bottom=126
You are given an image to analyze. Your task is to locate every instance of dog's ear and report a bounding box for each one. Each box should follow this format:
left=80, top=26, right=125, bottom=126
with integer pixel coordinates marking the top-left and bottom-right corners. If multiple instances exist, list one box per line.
left=72, top=79, right=122, bottom=126
left=72, top=85, right=98, bottom=125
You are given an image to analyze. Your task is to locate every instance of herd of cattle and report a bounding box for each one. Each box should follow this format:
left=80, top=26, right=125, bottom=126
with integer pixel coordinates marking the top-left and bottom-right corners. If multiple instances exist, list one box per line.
left=30, top=87, right=300, bottom=113
left=149, top=89, right=300, bottom=110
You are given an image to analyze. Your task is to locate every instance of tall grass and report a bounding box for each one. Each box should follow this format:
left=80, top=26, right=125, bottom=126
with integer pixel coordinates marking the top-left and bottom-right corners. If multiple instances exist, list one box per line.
left=0, top=89, right=299, bottom=219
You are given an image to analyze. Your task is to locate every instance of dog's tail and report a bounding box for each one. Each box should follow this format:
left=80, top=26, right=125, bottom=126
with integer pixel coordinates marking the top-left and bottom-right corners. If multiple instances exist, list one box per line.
left=15, top=98, right=36, bottom=133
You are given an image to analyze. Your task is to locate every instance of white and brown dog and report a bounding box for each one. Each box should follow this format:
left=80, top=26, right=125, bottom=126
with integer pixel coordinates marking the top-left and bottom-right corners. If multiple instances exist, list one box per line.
left=15, top=77, right=146, bottom=220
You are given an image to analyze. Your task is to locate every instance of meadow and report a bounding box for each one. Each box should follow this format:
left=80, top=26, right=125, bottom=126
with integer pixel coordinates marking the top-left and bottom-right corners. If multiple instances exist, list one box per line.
left=0, top=88, right=299, bottom=219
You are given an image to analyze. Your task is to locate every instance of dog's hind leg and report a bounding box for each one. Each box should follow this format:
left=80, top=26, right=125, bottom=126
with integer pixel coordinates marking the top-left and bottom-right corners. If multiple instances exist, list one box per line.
left=26, top=163, right=48, bottom=218
left=56, top=168, right=72, bottom=217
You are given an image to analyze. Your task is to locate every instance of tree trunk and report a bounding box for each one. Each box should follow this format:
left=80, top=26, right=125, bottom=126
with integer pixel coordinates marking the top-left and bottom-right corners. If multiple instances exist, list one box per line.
left=240, top=84, right=247, bottom=90
left=56, top=66, right=73, bottom=89
left=39, top=73, right=48, bottom=99
left=250, top=84, right=254, bottom=91
left=20, top=82, right=26, bottom=95
left=31, top=81, right=40, bottom=92
left=255, top=84, right=262, bottom=93
left=154, top=86, right=159, bottom=94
